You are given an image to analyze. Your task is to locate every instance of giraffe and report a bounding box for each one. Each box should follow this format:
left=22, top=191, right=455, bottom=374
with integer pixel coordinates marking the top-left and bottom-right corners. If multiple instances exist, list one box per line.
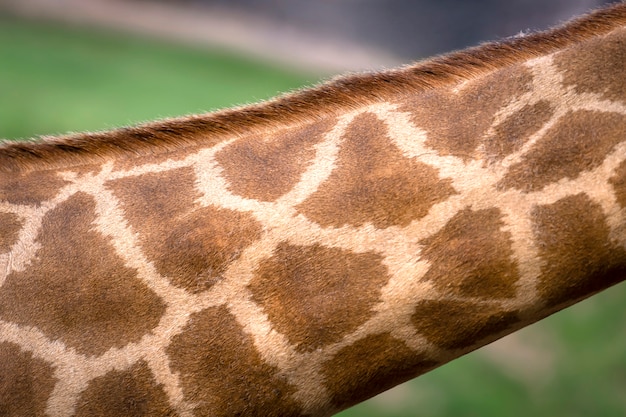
left=1, top=3, right=626, bottom=417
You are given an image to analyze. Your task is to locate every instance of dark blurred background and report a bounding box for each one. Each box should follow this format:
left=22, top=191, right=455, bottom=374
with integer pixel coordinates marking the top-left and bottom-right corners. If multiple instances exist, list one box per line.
left=0, top=1, right=625, bottom=416
left=178, top=0, right=614, bottom=61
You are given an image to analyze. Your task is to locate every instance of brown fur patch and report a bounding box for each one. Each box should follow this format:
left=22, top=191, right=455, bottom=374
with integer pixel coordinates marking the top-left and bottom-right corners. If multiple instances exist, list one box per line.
left=411, top=300, right=519, bottom=350
left=298, top=113, right=456, bottom=228
left=74, top=361, right=174, bottom=417
left=0, top=342, right=56, bottom=417
left=499, top=110, right=626, bottom=192
left=400, top=66, right=534, bottom=159
left=2, top=4, right=625, bottom=172
left=0, top=170, right=68, bottom=205
left=109, top=168, right=262, bottom=292
left=321, top=333, right=438, bottom=413
left=484, top=100, right=555, bottom=161
left=609, top=159, right=626, bottom=209
left=532, top=193, right=626, bottom=308
left=419, top=207, right=520, bottom=299
left=0, top=193, right=165, bottom=356
left=250, top=242, right=389, bottom=352
left=0, top=212, right=22, bottom=253
left=216, top=119, right=334, bottom=201
left=61, top=163, right=105, bottom=177
left=168, top=305, right=302, bottom=417
left=113, top=144, right=206, bottom=172
left=555, top=26, right=626, bottom=102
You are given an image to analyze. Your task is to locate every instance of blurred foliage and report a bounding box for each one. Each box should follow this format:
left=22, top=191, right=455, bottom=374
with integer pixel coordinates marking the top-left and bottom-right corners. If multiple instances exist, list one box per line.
left=1, top=18, right=625, bottom=417
left=0, top=18, right=317, bottom=140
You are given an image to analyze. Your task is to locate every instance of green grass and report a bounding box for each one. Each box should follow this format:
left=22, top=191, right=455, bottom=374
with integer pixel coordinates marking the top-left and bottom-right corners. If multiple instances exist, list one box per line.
left=1, top=18, right=625, bottom=417
left=0, top=19, right=317, bottom=140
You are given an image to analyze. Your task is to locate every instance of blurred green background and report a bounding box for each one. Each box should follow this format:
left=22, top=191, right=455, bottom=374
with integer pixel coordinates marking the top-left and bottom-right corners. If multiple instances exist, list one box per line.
left=1, top=18, right=625, bottom=417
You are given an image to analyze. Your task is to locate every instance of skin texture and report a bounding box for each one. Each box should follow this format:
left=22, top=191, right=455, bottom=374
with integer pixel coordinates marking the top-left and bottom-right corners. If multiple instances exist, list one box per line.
left=1, top=4, right=626, bottom=417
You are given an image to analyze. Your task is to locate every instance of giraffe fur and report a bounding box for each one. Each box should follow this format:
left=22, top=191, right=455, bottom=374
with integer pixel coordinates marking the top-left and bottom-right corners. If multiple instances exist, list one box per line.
left=1, top=3, right=626, bottom=416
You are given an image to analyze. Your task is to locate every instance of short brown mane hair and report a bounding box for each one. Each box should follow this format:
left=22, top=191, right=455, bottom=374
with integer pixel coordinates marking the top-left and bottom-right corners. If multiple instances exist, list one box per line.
left=1, top=2, right=625, bottom=173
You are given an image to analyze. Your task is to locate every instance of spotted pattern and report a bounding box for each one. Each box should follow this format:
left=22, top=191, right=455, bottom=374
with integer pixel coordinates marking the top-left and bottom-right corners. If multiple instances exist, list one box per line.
left=555, top=27, right=626, bottom=103
left=321, top=334, right=438, bottom=411
left=400, top=66, right=534, bottom=160
left=499, top=111, right=626, bottom=192
left=1, top=12, right=626, bottom=417
left=532, top=194, right=626, bottom=308
left=484, top=100, right=554, bottom=161
left=298, top=112, right=456, bottom=228
left=217, top=120, right=333, bottom=201
left=0, top=193, right=165, bottom=356
left=168, top=306, right=302, bottom=417
left=109, top=168, right=263, bottom=292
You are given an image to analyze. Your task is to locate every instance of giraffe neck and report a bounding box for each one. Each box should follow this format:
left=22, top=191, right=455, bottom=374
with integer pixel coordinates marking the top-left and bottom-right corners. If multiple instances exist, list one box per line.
left=1, top=4, right=626, bottom=417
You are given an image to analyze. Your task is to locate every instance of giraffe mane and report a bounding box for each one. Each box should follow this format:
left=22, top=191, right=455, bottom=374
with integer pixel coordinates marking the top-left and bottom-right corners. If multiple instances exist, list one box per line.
left=1, top=2, right=625, bottom=173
